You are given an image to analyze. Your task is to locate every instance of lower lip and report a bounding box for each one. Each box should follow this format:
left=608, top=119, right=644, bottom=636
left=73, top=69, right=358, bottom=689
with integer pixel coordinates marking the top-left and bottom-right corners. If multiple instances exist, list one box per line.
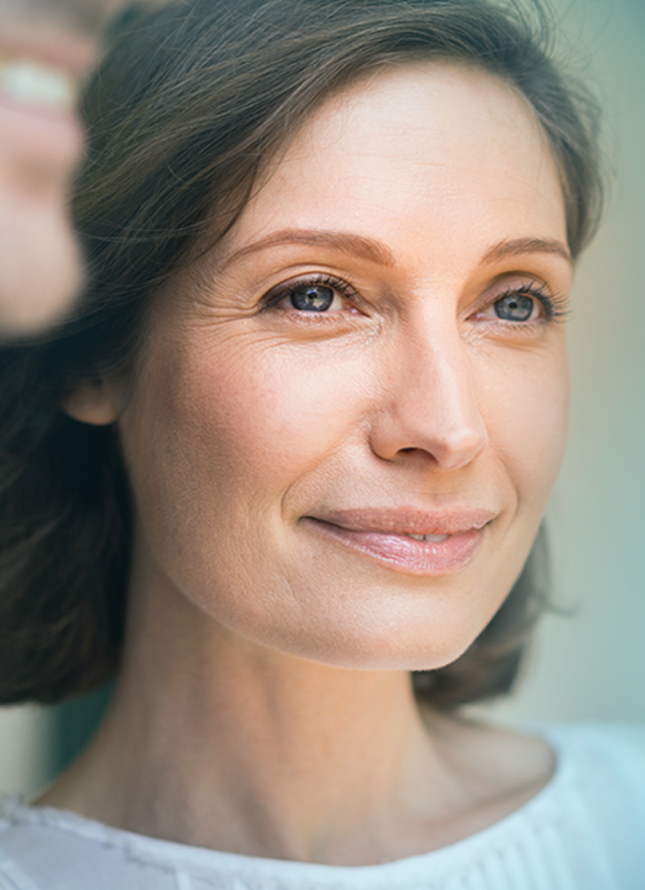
left=0, top=93, right=82, bottom=163
left=303, top=519, right=484, bottom=576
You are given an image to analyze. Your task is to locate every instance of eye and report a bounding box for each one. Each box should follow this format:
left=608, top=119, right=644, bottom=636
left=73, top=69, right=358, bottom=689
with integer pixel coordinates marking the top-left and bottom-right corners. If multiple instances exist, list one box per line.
left=475, top=283, right=557, bottom=324
left=263, top=274, right=360, bottom=315
left=289, top=283, right=338, bottom=312
left=493, top=293, right=537, bottom=322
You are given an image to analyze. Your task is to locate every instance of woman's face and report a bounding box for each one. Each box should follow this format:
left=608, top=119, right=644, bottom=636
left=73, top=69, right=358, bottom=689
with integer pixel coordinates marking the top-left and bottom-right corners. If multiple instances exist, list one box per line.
left=113, top=62, right=571, bottom=670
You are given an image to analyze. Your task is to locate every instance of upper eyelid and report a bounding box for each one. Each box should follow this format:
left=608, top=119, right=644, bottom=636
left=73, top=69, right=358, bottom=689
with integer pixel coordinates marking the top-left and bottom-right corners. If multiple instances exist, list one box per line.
left=490, top=283, right=550, bottom=307
left=478, top=276, right=555, bottom=303
left=485, top=273, right=549, bottom=294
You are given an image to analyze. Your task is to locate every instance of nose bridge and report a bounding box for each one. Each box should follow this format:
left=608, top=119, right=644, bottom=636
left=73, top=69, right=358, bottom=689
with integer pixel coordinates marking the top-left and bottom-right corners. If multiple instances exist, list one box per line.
left=371, top=311, right=488, bottom=469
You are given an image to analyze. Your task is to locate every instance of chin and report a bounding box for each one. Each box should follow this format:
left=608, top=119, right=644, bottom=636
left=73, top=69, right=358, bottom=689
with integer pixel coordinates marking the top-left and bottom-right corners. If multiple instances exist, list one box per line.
left=246, top=608, right=486, bottom=674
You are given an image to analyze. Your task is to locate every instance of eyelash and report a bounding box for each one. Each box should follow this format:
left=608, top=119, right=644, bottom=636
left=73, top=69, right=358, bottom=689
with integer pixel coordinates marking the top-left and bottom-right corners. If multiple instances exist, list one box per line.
left=262, top=274, right=359, bottom=313
left=490, top=282, right=569, bottom=324
left=262, top=274, right=568, bottom=323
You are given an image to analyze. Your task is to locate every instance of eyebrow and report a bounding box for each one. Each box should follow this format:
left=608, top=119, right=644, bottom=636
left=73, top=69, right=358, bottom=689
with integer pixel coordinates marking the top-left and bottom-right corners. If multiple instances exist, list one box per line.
left=219, top=230, right=571, bottom=270
left=220, top=229, right=395, bottom=268
left=480, top=237, right=571, bottom=265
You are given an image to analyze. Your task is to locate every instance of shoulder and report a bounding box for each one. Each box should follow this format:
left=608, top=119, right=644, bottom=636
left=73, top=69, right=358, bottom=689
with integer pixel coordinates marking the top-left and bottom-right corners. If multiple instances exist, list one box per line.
left=440, top=720, right=645, bottom=890
left=543, top=720, right=645, bottom=799
left=533, top=721, right=645, bottom=886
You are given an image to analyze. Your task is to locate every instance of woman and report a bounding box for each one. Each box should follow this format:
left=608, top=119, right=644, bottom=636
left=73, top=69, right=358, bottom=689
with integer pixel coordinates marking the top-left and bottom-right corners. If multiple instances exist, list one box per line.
left=0, top=0, right=643, bottom=886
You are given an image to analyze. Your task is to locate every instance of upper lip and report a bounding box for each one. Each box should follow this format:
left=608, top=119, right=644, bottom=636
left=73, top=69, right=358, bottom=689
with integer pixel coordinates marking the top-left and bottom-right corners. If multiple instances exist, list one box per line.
left=0, top=28, right=97, bottom=80
left=305, top=507, right=497, bottom=537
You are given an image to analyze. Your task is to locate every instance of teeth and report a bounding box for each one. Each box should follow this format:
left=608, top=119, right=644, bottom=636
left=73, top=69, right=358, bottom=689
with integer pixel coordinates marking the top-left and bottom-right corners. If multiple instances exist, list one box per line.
left=405, top=533, right=449, bottom=543
left=0, top=59, right=78, bottom=113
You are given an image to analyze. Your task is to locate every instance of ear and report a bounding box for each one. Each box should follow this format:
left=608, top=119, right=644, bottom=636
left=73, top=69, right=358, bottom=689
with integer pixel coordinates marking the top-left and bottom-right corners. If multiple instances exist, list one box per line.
left=61, top=381, right=120, bottom=426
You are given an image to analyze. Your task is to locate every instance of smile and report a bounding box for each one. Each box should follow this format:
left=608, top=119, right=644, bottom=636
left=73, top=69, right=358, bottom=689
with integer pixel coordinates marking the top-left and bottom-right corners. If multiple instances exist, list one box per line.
left=0, top=57, right=78, bottom=114
left=301, top=508, right=495, bottom=576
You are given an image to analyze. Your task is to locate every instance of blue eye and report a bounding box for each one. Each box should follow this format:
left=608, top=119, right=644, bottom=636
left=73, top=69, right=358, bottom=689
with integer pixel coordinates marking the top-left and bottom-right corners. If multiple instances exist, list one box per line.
left=263, top=274, right=362, bottom=317
left=289, top=284, right=335, bottom=312
left=494, top=294, right=535, bottom=321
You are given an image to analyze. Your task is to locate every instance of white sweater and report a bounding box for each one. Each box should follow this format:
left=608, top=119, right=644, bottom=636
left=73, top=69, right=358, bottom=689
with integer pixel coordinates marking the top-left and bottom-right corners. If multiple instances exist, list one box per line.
left=0, top=723, right=643, bottom=890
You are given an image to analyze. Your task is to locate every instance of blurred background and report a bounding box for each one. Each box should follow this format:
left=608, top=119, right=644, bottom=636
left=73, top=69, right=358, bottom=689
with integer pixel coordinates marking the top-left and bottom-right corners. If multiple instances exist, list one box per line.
left=1, top=0, right=644, bottom=798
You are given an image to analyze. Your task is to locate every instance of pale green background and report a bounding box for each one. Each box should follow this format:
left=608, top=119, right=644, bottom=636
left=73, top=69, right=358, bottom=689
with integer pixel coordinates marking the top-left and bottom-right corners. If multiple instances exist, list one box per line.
left=0, top=0, right=644, bottom=795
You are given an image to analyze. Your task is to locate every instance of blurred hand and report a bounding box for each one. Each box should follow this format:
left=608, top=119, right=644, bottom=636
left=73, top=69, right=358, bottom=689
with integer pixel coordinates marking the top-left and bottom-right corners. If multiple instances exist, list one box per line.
left=0, top=0, right=164, bottom=337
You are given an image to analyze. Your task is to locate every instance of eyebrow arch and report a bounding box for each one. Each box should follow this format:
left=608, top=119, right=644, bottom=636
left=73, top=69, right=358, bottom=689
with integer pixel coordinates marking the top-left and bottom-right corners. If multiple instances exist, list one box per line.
left=220, top=229, right=395, bottom=268
left=480, top=237, right=571, bottom=265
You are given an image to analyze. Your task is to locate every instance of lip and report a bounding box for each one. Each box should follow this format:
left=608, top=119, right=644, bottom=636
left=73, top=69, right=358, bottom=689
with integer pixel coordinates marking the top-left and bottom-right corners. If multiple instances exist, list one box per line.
left=0, top=59, right=79, bottom=114
left=0, top=22, right=97, bottom=77
left=0, top=86, right=83, bottom=169
left=0, top=43, right=86, bottom=168
left=0, top=10, right=98, bottom=120
left=301, top=507, right=496, bottom=576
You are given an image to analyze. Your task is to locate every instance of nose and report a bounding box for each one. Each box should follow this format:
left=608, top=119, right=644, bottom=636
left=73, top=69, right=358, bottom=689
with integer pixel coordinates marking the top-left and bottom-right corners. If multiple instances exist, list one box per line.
left=368, top=319, right=488, bottom=472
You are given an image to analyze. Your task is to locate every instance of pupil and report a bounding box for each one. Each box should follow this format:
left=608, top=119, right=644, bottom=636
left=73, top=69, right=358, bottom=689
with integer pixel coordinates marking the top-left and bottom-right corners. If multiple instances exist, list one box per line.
left=495, top=294, right=534, bottom=321
left=290, top=285, right=334, bottom=312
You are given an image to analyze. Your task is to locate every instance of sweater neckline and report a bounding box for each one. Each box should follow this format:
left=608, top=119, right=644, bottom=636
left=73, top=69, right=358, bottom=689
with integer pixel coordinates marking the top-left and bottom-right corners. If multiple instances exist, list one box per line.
left=2, top=724, right=575, bottom=881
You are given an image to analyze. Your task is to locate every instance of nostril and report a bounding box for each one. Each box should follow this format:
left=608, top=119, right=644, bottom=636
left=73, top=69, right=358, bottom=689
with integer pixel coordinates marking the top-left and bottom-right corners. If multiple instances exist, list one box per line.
left=394, top=446, right=442, bottom=465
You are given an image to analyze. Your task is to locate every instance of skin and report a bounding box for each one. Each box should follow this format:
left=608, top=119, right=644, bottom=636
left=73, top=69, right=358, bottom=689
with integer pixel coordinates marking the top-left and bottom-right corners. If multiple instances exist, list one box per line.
left=48, top=62, right=572, bottom=865
left=0, top=0, right=166, bottom=336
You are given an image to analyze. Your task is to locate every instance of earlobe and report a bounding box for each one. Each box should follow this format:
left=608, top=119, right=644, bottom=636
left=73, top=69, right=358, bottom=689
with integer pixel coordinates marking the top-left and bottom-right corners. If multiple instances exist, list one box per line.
left=61, top=383, right=120, bottom=426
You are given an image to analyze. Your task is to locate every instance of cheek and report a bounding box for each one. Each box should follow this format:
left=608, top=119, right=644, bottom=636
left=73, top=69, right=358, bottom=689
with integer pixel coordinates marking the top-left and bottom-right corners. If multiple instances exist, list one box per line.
left=119, top=333, right=407, bottom=663
left=169, top=340, right=366, bottom=492
left=119, top=333, right=370, bottom=579
left=479, top=339, right=569, bottom=516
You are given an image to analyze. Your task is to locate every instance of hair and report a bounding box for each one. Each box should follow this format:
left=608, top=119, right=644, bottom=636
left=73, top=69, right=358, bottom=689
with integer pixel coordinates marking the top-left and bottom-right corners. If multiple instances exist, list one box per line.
left=0, top=0, right=602, bottom=707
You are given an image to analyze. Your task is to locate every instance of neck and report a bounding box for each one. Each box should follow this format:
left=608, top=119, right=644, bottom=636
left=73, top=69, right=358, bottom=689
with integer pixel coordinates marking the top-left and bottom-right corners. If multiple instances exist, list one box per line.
left=104, top=648, right=436, bottom=862
left=39, top=554, right=553, bottom=865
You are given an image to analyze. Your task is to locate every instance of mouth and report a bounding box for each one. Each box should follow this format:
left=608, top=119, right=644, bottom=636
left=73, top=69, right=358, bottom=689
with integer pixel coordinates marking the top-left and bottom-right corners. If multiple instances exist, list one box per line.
left=301, top=508, right=496, bottom=576
left=0, top=41, right=87, bottom=166
left=0, top=10, right=97, bottom=119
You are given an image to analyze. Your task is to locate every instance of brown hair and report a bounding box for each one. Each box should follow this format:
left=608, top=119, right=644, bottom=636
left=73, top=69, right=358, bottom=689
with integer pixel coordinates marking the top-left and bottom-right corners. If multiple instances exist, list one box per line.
left=0, top=0, right=602, bottom=706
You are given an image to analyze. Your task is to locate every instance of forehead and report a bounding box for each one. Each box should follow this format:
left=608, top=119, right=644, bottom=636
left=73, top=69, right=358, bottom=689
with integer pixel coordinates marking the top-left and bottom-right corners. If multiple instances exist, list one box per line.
left=231, top=61, right=566, bottom=266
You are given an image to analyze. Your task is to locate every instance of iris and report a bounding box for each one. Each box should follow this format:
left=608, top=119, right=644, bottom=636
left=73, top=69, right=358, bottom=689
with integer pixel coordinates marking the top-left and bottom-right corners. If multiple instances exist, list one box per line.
left=494, top=294, right=534, bottom=321
left=290, top=285, right=335, bottom=312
